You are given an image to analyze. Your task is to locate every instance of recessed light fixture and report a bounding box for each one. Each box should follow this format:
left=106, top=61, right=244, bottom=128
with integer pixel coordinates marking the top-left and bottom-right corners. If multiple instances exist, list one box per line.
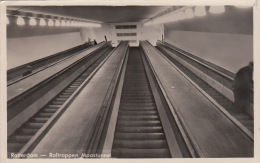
left=48, top=19, right=54, bottom=26
left=39, top=19, right=46, bottom=26
left=29, top=18, right=37, bottom=26
left=17, top=16, right=25, bottom=25
left=185, top=8, right=194, bottom=19
left=55, top=20, right=61, bottom=26
left=194, top=6, right=206, bottom=16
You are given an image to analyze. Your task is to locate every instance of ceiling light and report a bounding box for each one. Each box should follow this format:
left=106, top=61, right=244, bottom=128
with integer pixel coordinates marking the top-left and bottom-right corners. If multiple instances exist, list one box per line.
left=48, top=19, right=54, bottom=26
left=55, top=20, right=61, bottom=26
left=39, top=19, right=46, bottom=26
left=209, top=6, right=225, bottom=14
left=65, top=21, right=71, bottom=26
left=17, top=16, right=25, bottom=25
left=29, top=18, right=37, bottom=26
left=71, top=21, right=76, bottom=27
left=194, top=6, right=206, bottom=16
left=79, top=22, right=84, bottom=27
left=75, top=22, right=79, bottom=27
left=185, top=8, right=194, bottom=18
left=61, top=20, right=65, bottom=26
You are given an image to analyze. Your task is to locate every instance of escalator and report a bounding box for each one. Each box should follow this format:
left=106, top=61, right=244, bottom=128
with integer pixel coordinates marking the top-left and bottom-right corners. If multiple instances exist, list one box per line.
left=156, top=46, right=253, bottom=133
left=111, top=47, right=171, bottom=158
left=7, top=46, right=114, bottom=156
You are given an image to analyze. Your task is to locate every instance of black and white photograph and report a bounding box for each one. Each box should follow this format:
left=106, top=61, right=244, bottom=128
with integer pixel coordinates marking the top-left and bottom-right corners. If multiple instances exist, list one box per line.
left=1, top=0, right=260, bottom=162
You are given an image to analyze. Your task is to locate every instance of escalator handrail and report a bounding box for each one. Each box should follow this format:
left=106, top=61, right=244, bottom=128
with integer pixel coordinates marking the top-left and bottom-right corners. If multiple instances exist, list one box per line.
left=140, top=40, right=202, bottom=157
left=17, top=43, right=118, bottom=156
left=157, top=40, right=235, bottom=81
left=7, top=41, right=107, bottom=86
left=7, top=42, right=109, bottom=108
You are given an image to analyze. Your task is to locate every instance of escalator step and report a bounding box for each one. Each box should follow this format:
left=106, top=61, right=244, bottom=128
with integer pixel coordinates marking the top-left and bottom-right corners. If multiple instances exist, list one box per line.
left=11, top=135, right=32, bottom=143
left=113, top=140, right=168, bottom=149
left=18, top=128, right=38, bottom=135
left=64, top=90, right=75, bottom=93
left=233, top=114, right=251, bottom=120
left=122, top=94, right=152, bottom=98
left=121, top=96, right=153, bottom=100
left=120, top=103, right=155, bottom=107
left=56, top=97, right=68, bottom=101
left=121, top=99, right=154, bottom=103
left=43, top=108, right=58, bottom=113
left=115, top=133, right=165, bottom=140
left=37, top=113, right=53, bottom=117
left=116, top=126, right=163, bottom=133
left=117, top=115, right=160, bottom=121
left=51, top=101, right=64, bottom=105
left=118, top=110, right=157, bottom=115
left=70, top=84, right=80, bottom=87
left=117, top=120, right=161, bottom=127
left=59, top=95, right=70, bottom=98
left=48, top=105, right=62, bottom=108
left=31, top=117, right=50, bottom=123
left=120, top=107, right=156, bottom=111
left=67, top=87, right=77, bottom=90
left=60, top=92, right=72, bottom=95
left=8, top=143, right=24, bottom=152
left=25, top=123, right=45, bottom=129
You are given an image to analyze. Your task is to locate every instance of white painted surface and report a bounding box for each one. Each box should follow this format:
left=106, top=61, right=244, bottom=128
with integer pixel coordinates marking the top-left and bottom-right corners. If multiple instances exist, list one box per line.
left=80, top=24, right=111, bottom=44
left=164, top=30, right=253, bottom=73
left=80, top=23, right=162, bottom=47
left=7, top=32, right=83, bottom=69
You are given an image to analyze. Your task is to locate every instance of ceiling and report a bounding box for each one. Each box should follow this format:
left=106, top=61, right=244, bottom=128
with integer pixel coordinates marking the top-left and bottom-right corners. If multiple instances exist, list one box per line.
left=7, top=6, right=173, bottom=23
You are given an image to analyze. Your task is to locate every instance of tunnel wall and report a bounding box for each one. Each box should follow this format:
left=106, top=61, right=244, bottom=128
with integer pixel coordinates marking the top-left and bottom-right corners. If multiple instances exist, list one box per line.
left=164, top=31, right=253, bottom=73
left=163, top=6, right=253, bottom=73
left=80, top=25, right=111, bottom=44
left=80, top=23, right=162, bottom=47
left=141, top=24, right=163, bottom=46
left=7, top=32, right=83, bottom=69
